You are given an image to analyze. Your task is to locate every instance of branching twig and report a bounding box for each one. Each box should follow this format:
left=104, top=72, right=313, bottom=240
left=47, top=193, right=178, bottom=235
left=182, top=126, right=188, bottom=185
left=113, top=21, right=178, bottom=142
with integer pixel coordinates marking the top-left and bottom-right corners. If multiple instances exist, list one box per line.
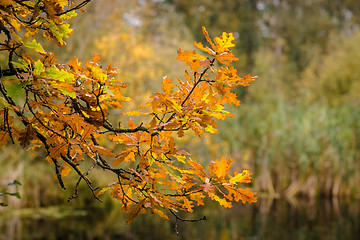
left=169, top=209, right=207, bottom=235
left=56, top=0, right=92, bottom=16
left=61, top=154, right=102, bottom=202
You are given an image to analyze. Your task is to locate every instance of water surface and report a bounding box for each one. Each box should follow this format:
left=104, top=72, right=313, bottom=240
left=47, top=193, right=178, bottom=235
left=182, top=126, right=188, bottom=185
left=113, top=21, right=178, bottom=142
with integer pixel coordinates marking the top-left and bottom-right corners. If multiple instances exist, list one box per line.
left=1, top=197, right=359, bottom=240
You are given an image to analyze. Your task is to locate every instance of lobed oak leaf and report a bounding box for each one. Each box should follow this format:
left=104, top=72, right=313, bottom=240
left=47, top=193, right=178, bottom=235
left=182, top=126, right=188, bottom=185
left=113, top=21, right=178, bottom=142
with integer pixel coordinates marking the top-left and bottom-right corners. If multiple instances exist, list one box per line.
left=190, top=192, right=206, bottom=206
left=59, top=162, right=72, bottom=177
left=91, top=145, right=114, bottom=157
left=187, top=158, right=207, bottom=180
left=209, top=156, right=232, bottom=179
left=69, top=57, right=82, bottom=73
left=177, top=49, right=206, bottom=72
left=209, top=192, right=232, bottom=208
left=23, top=39, right=46, bottom=54
left=214, top=32, right=236, bottom=52
left=153, top=208, right=169, bottom=220
left=18, top=124, right=36, bottom=148
left=161, top=76, right=174, bottom=94
left=193, top=41, right=216, bottom=55
left=33, top=60, right=45, bottom=76
left=113, top=150, right=136, bottom=166
left=92, top=54, right=101, bottom=63
left=126, top=198, right=146, bottom=224
left=232, top=187, right=257, bottom=204
left=177, top=126, right=184, bottom=137
left=0, top=132, right=10, bottom=145
left=201, top=26, right=217, bottom=51
left=204, top=124, right=218, bottom=134
left=229, top=170, right=253, bottom=184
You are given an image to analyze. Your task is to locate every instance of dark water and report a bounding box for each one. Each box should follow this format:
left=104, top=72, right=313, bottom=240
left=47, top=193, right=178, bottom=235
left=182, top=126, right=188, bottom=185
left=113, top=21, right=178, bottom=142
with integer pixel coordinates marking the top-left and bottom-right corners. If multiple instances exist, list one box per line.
left=1, top=197, right=359, bottom=240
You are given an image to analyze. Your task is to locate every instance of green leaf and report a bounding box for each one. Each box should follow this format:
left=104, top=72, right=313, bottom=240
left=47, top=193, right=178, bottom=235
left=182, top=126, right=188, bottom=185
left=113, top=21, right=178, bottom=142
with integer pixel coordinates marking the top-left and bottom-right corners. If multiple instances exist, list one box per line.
left=8, top=180, right=21, bottom=186
left=48, top=20, right=73, bottom=45
left=61, top=10, right=78, bottom=19
left=33, top=60, right=45, bottom=76
left=23, top=39, right=46, bottom=54
left=6, top=192, right=21, bottom=199
left=59, top=89, right=76, bottom=98
left=11, top=59, right=29, bottom=71
left=45, top=66, right=75, bottom=83
left=163, top=164, right=185, bottom=184
left=0, top=202, right=8, bottom=207
left=205, top=124, right=218, bottom=134
left=6, top=81, right=27, bottom=97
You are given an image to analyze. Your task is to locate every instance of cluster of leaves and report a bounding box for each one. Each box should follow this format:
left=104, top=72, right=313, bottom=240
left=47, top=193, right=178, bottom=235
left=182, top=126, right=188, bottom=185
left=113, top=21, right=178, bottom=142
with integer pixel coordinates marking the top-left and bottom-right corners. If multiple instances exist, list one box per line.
left=0, top=0, right=256, bottom=223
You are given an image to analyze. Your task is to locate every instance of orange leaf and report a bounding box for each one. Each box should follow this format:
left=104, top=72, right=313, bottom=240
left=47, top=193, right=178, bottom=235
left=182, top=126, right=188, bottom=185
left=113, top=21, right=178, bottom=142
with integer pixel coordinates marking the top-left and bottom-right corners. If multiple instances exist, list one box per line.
left=153, top=208, right=169, bottom=220
left=128, top=117, right=135, bottom=129
left=209, top=156, right=232, bottom=179
left=232, top=188, right=257, bottom=204
left=126, top=198, right=146, bottom=224
left=161, top=76, right=174, bottom=94
left=18, top=124, right=36, bottom=148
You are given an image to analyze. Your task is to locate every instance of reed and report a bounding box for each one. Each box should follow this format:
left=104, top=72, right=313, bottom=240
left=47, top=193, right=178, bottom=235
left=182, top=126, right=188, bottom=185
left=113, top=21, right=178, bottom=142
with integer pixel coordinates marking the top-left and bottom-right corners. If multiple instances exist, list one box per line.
left=215, top=97, right=360, bottom=199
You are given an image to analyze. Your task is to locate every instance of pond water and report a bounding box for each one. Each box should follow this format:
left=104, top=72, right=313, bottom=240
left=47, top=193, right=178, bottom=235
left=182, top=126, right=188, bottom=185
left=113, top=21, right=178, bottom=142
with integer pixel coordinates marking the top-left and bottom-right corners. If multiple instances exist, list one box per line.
left=1, top=197, right=359, bottom=240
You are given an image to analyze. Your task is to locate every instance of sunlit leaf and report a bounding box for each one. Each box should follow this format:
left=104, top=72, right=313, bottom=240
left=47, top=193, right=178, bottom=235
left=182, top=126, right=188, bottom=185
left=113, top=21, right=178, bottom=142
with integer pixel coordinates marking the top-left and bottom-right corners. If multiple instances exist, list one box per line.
left=23, top=39, right=46, bottom=54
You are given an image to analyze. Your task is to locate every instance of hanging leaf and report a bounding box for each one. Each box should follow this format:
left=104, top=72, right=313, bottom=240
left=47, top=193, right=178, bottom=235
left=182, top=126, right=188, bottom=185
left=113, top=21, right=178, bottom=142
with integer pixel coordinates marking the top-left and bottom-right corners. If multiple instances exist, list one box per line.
left=23, top=39, right=46, bottom=54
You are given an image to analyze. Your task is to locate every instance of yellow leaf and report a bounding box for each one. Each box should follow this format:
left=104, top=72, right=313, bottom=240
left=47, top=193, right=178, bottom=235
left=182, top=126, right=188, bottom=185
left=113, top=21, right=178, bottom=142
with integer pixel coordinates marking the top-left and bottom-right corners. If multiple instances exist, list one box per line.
left=123, top=111, right=144, bottom=116
left=96, top=187, right=110, bottom=196
left=214, top=32, right=236, bottom=52
left=209, top=156, right=231, bottom=179
left=209, top=193, right=232, bottom=208
left=229, top=170, right=253, bottom=184
left=205, top=124, right=218, bottom=134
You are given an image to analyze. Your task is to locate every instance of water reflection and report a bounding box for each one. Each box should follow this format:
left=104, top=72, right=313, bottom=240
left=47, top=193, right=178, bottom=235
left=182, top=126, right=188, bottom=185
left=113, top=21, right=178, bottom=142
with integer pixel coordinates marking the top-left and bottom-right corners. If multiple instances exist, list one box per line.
left=1, top=197, right=359, bottom=240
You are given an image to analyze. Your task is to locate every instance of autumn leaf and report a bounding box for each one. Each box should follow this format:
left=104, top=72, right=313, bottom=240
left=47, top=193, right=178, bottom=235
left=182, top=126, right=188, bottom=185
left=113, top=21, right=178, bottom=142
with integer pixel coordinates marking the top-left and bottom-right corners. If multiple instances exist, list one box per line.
left=209, top=156, right=232, bottom=179
left=229, top=170, right=253, bottom=184
left=128, top=118, right=135, bottom=129
left=126, top=198, right=146, bottom=224
left=209, top=192, right=232, bottom=208
left=18, top=124, right=36, bottom=148
left=214, top=32, right=236, bottom=52
left=228, top=187, right=257, bottom=204
left=161, top=76, right=174, bottom=94
left=123, top=111, right=144, bottom=116
left=96, top=186, right=110, bottom=197
left=24, top=39, right=46, bottom=54
left=202, top=178, right=214, bottom=193
left=153, top=208, right=169, bottom=220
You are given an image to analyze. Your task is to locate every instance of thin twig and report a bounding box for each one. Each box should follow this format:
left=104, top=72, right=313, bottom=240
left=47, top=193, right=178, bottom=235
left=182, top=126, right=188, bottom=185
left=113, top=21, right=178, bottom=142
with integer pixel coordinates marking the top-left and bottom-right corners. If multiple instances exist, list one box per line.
left=169, top=209, right=207, bottom=235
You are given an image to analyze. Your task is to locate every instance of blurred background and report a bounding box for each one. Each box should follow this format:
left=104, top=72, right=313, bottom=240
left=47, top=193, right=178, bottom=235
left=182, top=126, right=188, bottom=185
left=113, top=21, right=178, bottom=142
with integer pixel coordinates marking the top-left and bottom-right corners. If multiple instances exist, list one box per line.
left=1, top=0, right=360, bottom=239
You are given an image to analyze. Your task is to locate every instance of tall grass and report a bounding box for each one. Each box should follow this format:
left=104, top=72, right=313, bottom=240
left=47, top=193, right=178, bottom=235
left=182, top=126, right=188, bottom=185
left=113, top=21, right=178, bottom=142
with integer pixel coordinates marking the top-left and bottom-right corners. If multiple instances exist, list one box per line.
left=215, top=97, right=360, bottom=199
